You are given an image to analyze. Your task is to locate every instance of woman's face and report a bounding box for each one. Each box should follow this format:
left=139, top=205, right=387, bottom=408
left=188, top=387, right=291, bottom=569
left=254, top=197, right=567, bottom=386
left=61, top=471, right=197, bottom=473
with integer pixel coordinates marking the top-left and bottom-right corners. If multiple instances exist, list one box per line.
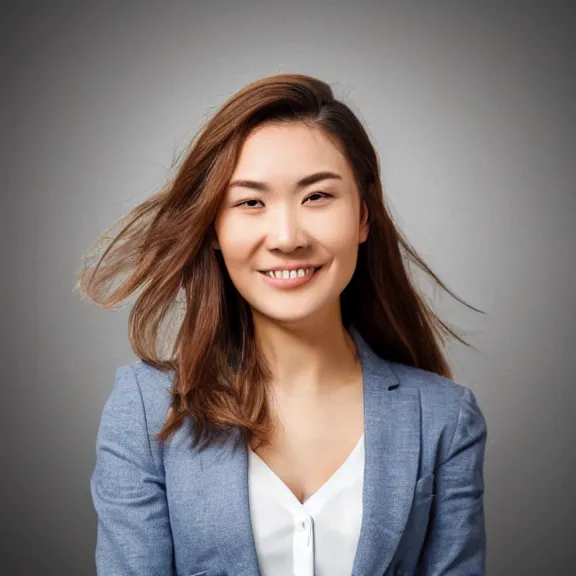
left=214, top=121, right=369, bottom=328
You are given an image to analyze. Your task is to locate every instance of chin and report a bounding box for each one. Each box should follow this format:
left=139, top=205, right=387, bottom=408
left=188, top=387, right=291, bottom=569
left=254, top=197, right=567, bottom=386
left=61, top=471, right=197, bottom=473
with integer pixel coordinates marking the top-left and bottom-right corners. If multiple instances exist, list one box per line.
left=250, top=296, right=340, bottom=328
left=255, top=309, right=319, bottom=326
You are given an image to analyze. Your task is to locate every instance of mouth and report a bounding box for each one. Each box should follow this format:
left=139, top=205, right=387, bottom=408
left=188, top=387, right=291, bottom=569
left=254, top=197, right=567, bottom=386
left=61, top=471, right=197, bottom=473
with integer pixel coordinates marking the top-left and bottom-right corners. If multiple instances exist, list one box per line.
left=257, top=265, right=324, bottom=288
left=258, top=265, right=322, bottom=279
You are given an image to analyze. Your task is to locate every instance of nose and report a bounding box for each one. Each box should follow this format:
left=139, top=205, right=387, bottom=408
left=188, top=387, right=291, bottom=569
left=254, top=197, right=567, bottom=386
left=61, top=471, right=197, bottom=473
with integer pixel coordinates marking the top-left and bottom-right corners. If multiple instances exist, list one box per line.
left=265, top=205, right=308, bottom=253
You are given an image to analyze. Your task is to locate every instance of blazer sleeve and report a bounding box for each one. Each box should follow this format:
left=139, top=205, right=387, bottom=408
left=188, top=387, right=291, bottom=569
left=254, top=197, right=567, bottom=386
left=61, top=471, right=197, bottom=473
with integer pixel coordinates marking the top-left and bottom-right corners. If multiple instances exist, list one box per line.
left=90, top=365, right=175, bottom=575
left=416, top=386, right=488, bottom=575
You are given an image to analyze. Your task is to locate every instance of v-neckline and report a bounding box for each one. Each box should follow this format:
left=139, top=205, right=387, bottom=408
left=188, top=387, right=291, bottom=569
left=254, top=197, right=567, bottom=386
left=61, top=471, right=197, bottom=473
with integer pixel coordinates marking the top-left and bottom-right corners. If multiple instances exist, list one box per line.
left=249, top=433, right=365, bottom=511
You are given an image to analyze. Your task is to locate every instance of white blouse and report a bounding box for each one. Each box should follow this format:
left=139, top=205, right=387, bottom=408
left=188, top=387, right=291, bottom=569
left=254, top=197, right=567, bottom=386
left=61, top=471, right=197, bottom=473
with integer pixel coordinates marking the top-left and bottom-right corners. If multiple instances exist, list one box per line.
left=247, top=434, right=365, bottom=576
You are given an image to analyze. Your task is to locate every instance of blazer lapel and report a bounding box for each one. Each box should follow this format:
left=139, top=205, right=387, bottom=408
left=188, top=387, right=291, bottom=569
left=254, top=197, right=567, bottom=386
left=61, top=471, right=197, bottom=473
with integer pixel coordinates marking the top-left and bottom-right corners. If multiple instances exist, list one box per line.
left=349, top=327, right=422, bottom=576
left=200, top=429, right=261, bottom=576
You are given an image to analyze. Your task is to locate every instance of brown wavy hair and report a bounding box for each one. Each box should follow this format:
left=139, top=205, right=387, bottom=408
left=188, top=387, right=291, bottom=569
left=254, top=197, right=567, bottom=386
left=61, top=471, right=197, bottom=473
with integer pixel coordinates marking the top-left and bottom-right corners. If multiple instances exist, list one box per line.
left=75, top=73, right=484, bottom=449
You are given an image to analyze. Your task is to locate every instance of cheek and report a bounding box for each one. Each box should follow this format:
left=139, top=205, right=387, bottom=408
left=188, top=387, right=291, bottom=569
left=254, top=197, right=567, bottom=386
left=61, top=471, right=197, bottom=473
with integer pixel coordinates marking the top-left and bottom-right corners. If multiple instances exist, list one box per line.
left=320, top=213, right=363, bottom=258
left=215, top=217, right=254, bottom=267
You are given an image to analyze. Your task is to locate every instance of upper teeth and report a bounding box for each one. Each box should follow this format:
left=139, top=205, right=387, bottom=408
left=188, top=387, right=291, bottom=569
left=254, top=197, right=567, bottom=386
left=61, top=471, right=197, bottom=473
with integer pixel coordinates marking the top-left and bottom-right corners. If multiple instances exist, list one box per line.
left=265, top=267, right=315, bottom=279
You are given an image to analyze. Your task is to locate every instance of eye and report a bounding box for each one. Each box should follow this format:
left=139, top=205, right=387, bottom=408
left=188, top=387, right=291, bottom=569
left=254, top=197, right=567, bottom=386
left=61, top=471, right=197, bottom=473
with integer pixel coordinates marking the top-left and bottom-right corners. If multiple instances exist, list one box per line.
left=236, top=199, right=264, bottom=208
left=304, top=192, right=332, bottom=203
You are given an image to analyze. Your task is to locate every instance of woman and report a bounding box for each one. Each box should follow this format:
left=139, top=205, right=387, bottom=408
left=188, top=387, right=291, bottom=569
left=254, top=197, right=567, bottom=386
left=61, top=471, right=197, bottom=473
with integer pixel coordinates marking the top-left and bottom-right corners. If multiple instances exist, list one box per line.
left=77, top=73, right=487, bottom=576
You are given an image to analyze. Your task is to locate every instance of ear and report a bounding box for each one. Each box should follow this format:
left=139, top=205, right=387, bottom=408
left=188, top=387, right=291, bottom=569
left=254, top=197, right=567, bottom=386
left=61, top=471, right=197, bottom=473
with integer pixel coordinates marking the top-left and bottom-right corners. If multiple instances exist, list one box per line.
left=359, top=200, right=370, bottom=244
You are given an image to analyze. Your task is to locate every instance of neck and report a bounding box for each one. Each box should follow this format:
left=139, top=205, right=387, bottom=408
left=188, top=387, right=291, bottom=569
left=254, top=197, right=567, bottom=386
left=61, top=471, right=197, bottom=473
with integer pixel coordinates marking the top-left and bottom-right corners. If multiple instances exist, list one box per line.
left=252, top=311, right=360, bottom=394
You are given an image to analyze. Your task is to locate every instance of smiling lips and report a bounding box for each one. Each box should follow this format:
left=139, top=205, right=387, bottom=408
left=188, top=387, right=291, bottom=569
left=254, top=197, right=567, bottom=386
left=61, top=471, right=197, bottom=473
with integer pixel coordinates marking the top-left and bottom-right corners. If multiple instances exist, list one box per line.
left=258, top=266, right=322, bottom=288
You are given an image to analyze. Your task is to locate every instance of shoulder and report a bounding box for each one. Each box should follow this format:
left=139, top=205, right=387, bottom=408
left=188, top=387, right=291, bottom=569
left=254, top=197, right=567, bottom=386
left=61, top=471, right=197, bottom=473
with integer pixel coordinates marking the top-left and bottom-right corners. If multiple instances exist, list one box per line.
left=387, top=360, right=472, bottom=405
left=98, top=361, right=175, bottom=462
left=352, top=326, right=484, bottom=429
left=110, top=360, right=174, bottom=414
left=385, top=359, right=487, bottom=449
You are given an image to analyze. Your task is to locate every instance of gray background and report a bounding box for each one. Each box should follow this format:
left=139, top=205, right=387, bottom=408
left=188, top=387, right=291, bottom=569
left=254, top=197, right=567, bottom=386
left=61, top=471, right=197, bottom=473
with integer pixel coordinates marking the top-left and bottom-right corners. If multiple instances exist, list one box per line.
left=3, top=1, right=574, bottom=574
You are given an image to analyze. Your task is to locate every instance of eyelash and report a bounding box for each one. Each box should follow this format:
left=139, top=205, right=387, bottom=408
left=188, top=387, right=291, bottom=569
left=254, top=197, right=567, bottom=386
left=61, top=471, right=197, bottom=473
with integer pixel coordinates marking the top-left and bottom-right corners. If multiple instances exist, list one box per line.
left=236, top=192, right=332, bottom=208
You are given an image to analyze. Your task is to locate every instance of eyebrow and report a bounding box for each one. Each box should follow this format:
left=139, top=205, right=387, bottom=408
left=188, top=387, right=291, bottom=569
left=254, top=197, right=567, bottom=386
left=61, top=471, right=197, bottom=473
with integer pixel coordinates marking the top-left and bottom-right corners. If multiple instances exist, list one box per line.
left=228, top=170, right=343, bottom=192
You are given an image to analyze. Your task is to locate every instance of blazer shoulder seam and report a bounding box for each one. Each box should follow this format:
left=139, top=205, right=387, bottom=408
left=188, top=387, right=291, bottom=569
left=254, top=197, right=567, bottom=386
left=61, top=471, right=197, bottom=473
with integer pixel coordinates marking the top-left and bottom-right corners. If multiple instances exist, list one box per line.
left=440, top=386, right=469, bottom=466
left=126, top=364, right=163, bottom=478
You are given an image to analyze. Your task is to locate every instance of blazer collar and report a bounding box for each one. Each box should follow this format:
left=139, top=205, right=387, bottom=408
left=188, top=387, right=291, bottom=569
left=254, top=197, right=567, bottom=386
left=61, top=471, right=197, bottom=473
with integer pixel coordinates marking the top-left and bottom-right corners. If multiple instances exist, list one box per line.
left=200, top=326, right=421, bottom=576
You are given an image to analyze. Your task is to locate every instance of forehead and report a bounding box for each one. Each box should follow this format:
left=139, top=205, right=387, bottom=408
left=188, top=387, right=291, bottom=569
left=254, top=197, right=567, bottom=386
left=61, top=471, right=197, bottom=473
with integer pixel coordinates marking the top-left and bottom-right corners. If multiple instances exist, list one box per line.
left=231, top=122, right=351, bottom=181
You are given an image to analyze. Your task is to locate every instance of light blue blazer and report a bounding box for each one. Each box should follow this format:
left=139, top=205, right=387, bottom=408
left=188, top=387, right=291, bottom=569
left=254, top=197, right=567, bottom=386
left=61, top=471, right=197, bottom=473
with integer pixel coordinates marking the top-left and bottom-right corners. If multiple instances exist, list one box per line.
left=91, top=327, right=487, bottom=576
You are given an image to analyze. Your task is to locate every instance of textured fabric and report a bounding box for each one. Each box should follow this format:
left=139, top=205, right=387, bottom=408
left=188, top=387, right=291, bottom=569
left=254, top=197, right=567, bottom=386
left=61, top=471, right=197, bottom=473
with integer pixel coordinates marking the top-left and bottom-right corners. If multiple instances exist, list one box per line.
left=247, top=433, right=365, bottom=576
left=91, top=326, right=487, bottom=575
